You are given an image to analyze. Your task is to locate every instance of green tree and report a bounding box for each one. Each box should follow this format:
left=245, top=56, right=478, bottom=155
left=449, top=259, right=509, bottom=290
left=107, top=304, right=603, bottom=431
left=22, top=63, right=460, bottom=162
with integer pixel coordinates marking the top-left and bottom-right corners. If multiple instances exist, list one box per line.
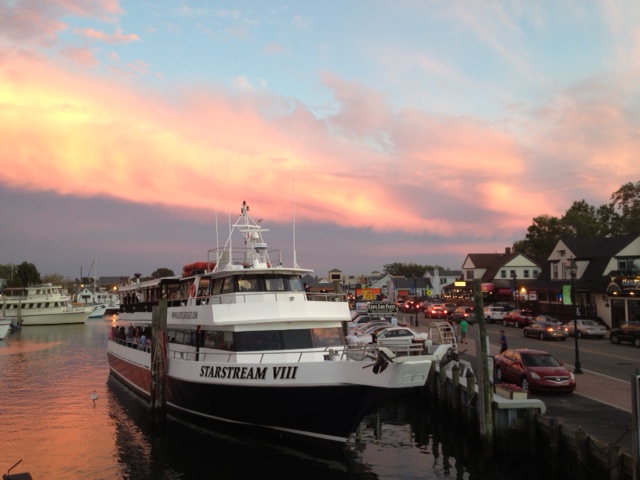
left=514, top=180, right=640, bottom=259
left=382, top=262, right=443, bottom=277
left=513, top=214, right=569, bottom=260
left=151, top=267, right=175, bottom=278
left=12, top=261, right=41, bottom=287
left=608, top=181, right=640, bottom=235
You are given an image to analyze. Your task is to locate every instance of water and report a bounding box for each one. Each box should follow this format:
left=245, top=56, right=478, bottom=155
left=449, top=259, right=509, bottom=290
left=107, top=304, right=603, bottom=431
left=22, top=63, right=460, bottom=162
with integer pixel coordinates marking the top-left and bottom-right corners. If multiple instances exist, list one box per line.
left=0, top=321, right=541, bottom=479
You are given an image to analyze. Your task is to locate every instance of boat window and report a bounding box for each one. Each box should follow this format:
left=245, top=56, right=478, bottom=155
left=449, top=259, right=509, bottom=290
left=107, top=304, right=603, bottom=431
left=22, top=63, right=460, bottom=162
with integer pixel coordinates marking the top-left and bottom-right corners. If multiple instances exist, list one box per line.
left=221, top=277, right=235, bottom=294
left=281, top=329, right=313, bottom=349
left=211, top=278, right=224, bottom=295
left=288, top=276, right=304, bottom=292
left=198, top=278, right=211, bottom=295
left=203, top=330, right=234, bottom=350
left=264, top=275, right=285, bottom=291
left=312, top=328, right=344, bottom=347
left=238, top=275, right=259, bottom=292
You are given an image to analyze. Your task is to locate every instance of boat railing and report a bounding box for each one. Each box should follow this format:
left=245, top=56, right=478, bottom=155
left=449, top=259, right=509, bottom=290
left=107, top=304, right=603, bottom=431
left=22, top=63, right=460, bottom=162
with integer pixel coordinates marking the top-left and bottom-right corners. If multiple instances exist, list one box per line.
left=165, top=343, right=426, bottom=364
left=120, top=291, right=348, bottom=311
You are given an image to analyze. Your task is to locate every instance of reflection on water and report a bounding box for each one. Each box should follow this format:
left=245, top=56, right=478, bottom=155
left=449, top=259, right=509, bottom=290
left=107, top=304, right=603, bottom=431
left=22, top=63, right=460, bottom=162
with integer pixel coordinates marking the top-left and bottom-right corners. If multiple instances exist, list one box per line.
left=0, top=321, right=545, bottom=479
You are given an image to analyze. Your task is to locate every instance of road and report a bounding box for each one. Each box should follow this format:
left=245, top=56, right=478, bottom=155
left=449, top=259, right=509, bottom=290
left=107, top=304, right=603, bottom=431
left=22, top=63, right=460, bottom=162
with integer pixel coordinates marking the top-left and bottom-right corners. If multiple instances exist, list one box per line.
left=487, top=321, right=640, bottom=382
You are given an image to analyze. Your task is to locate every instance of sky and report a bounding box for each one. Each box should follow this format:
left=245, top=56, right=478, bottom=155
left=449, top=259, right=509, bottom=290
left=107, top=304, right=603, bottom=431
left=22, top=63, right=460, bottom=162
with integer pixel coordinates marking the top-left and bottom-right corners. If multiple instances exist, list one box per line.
left=1, top=1, right=639, bottom=280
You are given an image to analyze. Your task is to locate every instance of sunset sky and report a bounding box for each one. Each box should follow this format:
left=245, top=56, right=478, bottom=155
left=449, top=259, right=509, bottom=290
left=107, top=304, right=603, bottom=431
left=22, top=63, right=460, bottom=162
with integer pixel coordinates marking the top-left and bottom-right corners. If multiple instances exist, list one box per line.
left=1, top=1, right=639, bottom=280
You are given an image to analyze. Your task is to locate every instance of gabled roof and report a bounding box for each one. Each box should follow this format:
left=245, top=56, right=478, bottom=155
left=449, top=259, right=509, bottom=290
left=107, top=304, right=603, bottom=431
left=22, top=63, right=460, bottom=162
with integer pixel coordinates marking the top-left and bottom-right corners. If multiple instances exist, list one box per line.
left=533, top=234, right=640, bottom=290
left=464, top=252, right=541, bottom=283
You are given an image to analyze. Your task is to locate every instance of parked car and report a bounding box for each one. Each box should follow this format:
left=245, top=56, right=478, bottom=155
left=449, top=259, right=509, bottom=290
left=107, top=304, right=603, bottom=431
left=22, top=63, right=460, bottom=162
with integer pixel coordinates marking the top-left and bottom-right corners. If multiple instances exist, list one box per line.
left=494, top=348, right=576, bottom=392
left=502, top=309, right=535, bottom=328
left=371, top=326, right=430, bottom=347
left=566, top=319, right=607, bottom=339
left=354, top=323, right=394, bottom=343
left=442, top=303, right=457, bottom=313
left=424, top=305, right=448, bottom=319
left=609, top=322, right=640, bottom=347
left=483, top=305, right=506, bottom=324
left=449, top=306, right=475, bottom=324
left=523, top=318, right=568, bottom=340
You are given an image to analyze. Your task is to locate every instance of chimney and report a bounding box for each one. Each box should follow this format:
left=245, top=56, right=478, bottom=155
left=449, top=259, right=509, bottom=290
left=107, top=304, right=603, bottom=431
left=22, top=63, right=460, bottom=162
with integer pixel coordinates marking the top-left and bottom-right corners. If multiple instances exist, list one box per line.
left=505, top=247, right=511, bottom=254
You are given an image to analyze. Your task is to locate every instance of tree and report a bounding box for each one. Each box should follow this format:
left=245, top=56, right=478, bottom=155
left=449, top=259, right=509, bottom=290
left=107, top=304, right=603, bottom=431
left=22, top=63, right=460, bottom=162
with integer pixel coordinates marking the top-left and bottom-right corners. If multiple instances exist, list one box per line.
left=13, top=261, right=40, bottom=287
left=151, top=267, right=175, bottom=279
left=383, top=262, right=443, bottom=277
left=608, top=181, right=640, bottom=235
left=514, top=180, right=640, bottom=259
left=513, top=214, right=569, bottom=260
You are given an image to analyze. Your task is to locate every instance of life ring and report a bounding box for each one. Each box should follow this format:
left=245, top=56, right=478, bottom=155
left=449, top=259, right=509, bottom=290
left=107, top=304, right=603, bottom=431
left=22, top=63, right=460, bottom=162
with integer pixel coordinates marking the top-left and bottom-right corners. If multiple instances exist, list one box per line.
left=189, top=283, right=197, bottom=297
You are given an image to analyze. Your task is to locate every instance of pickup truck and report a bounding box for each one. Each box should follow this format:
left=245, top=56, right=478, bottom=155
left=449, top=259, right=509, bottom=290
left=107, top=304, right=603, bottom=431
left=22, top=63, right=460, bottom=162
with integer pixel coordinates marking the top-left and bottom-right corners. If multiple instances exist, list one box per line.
left=484, top=305, right=506, bottom=324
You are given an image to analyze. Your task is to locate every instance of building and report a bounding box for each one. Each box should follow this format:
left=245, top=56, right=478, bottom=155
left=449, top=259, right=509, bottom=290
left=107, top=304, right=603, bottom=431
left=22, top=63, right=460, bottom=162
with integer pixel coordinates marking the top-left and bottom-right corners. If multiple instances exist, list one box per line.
left=530, top=234, right=640, bottom=328
left=446, top=248, right=541, bottom=304
left=424, top=268, right=462, bottom=298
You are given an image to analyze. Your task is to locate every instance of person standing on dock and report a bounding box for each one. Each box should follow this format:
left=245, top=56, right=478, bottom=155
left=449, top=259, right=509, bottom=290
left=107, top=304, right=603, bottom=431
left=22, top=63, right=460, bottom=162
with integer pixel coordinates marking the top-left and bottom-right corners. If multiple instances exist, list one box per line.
left=459, top=318, right=468, bottom=344
left=499, top=330, right=508, bottom=353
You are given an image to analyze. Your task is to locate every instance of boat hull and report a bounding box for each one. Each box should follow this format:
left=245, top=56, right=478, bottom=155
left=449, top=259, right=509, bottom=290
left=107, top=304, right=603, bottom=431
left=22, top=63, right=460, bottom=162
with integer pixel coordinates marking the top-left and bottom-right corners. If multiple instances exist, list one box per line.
left=0, top=321, right=10, bottom=340
left=4, top=309, right=91, bottom=326
left=107, top=342, right=431, bottom=443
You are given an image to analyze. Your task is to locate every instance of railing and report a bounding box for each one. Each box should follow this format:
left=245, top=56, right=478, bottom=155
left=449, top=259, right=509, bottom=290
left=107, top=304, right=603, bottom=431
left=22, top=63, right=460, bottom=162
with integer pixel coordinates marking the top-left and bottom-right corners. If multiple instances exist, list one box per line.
left=164, top=342, right=427, bottom=364
left=120, top=291, right=348, bottom=312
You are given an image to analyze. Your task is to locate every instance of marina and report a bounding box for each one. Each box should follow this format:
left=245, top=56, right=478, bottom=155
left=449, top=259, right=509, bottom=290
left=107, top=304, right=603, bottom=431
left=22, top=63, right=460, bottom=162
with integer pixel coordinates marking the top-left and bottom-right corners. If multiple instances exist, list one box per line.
left=0, top=321, right=546, bottom=479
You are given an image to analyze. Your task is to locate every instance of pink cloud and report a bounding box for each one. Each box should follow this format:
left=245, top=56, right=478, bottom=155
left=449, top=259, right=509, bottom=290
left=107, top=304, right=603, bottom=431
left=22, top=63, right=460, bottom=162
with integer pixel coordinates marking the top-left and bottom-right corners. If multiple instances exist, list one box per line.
left=73, top=27, right=140, bottom=44
left=60, top=46, right=100, bottom=66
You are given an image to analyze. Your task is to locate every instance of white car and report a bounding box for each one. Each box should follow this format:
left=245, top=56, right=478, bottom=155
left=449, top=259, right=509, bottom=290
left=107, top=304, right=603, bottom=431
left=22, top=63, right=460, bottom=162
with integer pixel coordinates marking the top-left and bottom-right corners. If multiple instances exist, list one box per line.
left=566, top=319, right=608, bottom=339
left=484, top=305, right=506, bottom=324
left=362, top=326, right=429, bottom=346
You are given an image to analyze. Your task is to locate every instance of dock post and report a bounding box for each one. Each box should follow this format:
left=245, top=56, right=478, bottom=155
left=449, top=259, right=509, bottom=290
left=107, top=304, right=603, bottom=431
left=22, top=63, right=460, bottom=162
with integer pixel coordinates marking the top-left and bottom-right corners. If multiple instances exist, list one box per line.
left=150, top=298, right=168, bottom=424
left=451, top=363, right=461, bottom=413
left=472, top=279, right=493, bottom=460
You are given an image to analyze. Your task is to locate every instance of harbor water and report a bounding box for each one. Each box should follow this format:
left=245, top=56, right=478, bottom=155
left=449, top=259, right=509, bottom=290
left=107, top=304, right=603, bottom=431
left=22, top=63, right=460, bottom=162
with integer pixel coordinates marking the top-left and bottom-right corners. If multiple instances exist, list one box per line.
left=0, top=320, right=545, bottom=479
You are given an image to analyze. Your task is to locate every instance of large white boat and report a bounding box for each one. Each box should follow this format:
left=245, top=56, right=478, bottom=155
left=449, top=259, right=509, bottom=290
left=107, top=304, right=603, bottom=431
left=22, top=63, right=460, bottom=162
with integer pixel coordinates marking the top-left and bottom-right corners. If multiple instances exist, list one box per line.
left=1, top=284, right=93, bottom=326
left=108, top=201, right=449, bottom=444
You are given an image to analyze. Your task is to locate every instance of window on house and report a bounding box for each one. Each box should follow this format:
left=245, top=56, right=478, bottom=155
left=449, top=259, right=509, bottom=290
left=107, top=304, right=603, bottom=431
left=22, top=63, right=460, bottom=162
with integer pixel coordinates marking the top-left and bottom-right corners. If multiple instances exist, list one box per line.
left=524, top=270, right=530, bottom=278
left=500, top=270, right=506, bottom=278
left=533, top=270, right=539, bottom=278
left=561, top=262, right=568, bottom=279
left=466, top=270, right=474, bottom=280
left=552, top=263, right=558, bottom=279
left=618, top=260, right=627, bottom=271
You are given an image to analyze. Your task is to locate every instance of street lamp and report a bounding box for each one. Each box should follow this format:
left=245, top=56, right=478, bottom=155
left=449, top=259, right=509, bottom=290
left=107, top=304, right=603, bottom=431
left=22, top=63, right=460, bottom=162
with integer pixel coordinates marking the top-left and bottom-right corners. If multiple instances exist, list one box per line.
left=569, top=258, right=583, bottom=374
left=511, top=271, right=518, bottom=309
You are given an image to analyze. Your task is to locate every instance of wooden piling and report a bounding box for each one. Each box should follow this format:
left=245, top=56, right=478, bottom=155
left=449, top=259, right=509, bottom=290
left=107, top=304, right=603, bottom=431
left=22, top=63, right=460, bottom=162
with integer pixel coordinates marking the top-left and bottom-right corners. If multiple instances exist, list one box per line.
left=472, top=279, right=493, bottom=459
left=150, top=298, right=168, bottom=424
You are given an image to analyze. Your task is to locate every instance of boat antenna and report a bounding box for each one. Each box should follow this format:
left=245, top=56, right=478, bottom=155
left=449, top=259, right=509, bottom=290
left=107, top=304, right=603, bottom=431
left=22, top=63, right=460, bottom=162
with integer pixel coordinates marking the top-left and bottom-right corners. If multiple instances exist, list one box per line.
left=293, top=178, right=300, bottom=268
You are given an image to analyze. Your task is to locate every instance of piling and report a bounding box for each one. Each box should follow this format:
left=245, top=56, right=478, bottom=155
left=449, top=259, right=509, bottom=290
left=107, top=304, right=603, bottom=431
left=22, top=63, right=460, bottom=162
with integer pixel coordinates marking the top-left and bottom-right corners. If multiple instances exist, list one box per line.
left=151, top=297, right=167, bottom=424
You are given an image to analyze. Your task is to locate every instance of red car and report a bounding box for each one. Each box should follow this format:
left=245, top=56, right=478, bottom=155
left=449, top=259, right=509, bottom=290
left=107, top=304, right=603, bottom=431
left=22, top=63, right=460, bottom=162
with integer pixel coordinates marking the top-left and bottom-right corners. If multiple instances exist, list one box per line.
left=494, top=348, right=576, bottom=393
left=424, top=306, right=448, bottom=319
left=502, top=309, right=535, bottom=328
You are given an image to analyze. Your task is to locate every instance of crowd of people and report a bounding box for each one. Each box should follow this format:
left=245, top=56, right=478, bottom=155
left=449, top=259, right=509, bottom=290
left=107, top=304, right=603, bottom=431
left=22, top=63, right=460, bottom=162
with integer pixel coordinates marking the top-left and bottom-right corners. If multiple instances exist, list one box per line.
left=110, top=325, right=151, bottom=351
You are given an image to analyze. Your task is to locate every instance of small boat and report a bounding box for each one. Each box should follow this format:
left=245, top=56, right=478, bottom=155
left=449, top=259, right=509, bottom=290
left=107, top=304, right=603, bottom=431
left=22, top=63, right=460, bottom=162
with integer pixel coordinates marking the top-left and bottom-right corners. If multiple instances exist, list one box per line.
left=0, top=318, right=10, bottom=340
left=1, top=283, right=93, bottom=326
left=108, top=201, right=450, bottom=444
left=75, top=256, right=120, bottom=318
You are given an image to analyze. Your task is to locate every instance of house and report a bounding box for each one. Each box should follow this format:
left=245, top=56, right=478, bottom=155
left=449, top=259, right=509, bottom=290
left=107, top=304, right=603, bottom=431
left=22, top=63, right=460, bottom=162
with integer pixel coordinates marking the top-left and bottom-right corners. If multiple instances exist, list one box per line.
left=530, top=234, right=640, bottom=328
left=446, top=248, right=541, bottom=305
left=424, top=268, right=462, bottom=298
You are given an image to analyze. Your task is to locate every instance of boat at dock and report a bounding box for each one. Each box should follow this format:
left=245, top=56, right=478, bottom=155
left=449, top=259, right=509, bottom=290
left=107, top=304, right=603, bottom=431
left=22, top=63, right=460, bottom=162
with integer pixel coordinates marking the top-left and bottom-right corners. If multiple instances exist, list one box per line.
left=0, top=318, right=11, bottom=340
left=108, top=201, right=451, bottom=444
left=1, top=283, right=93, bottom=326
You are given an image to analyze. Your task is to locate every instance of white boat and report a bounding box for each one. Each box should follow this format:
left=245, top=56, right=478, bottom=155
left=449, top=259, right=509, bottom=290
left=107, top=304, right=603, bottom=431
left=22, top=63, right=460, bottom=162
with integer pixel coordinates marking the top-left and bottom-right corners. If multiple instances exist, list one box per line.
left=108, top=201, right=449, bottom=444
left=1, top=283, right=93, bottom=326
left=0, top=319, right=10, bottom=340
left=76, top=256, right=120, bottom=318
left=76, top=286, right=120, bottom=318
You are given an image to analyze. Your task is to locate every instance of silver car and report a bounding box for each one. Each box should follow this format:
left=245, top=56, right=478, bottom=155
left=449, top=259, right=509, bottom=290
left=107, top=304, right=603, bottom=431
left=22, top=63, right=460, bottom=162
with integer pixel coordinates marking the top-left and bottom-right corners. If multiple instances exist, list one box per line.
left=566, top=319, right=607, bottom=339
